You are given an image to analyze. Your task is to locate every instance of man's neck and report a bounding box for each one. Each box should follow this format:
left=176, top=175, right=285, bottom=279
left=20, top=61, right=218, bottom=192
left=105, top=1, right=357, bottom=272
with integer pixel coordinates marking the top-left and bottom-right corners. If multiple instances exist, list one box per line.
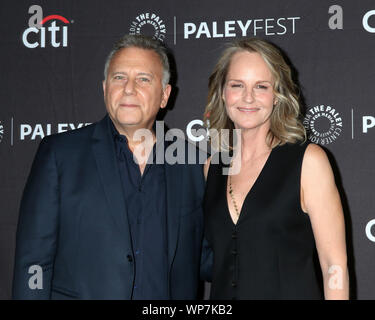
left=112, top=121, right=157, bottom=175
left=114, top=123, right=155, bottom=147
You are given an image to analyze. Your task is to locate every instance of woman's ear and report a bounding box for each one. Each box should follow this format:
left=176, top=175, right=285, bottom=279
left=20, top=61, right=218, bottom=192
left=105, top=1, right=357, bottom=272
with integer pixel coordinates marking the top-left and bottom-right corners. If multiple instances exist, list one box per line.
left=273, top=96, right=278, bottom=106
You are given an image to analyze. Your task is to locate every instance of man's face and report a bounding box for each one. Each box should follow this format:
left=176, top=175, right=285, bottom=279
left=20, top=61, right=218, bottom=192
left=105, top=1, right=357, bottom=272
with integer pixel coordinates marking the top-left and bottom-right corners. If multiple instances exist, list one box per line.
left=103, top=47, right=171, bottom=136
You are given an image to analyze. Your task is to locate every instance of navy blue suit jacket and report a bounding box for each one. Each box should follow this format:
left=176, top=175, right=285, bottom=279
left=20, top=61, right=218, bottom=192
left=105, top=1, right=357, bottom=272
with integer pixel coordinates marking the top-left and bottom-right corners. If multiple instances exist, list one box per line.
left=12, top=115, right=211, bottom=299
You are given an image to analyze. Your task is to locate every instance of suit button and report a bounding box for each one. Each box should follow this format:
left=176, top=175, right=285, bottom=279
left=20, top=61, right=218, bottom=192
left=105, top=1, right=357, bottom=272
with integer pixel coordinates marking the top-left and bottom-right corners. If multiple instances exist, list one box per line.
left=232, top=232, right=237, bottom=239
left=231, top=281, right=237, bottom=287
left=231, top=249, right=237, bottom=255
left=127, top=254, right=133, bottom=262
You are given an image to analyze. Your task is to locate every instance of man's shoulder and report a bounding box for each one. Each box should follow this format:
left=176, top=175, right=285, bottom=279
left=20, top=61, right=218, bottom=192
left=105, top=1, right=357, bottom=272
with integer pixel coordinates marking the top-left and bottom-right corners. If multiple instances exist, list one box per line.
left=40, top=118, right=103, bottom=148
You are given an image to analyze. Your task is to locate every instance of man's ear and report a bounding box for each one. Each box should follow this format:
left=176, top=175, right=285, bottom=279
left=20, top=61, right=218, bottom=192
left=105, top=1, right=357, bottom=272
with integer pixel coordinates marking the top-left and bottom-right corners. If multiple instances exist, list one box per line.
left=102, top=80, right=106, bottom=96
left=160, top=84, right=172, bottom=109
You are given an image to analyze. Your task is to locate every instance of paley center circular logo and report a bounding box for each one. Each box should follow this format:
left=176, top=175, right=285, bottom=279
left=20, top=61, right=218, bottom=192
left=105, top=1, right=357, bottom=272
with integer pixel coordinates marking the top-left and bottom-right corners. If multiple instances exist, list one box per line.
left=129, top=12, right=166, bottom=41
left=0, top=121, right=4, bottom=143
left=303, top=104, right=343, bottom=145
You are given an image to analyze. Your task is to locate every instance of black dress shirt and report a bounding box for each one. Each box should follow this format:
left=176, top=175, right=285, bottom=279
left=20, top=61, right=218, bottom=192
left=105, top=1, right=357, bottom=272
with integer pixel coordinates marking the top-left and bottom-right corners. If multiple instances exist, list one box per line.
left=110, top=119, right=169, bottom=299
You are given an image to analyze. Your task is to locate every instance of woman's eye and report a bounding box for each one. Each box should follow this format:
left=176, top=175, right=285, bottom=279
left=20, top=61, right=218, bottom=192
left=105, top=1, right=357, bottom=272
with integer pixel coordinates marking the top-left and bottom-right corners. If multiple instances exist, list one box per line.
left=230, top=83, right=243, bottom=88
left=255, top=84, right=269, bottom=90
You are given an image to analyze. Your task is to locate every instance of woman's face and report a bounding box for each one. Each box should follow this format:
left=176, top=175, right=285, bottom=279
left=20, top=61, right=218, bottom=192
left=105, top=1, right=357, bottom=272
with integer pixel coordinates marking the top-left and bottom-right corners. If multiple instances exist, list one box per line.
left=223, top=51, right=276, bottom=131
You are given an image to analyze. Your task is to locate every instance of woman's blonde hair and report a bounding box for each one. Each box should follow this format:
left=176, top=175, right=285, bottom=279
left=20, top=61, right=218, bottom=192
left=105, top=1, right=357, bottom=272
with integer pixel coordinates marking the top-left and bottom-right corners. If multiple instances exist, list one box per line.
left=204, top=38, right=306, bottom=150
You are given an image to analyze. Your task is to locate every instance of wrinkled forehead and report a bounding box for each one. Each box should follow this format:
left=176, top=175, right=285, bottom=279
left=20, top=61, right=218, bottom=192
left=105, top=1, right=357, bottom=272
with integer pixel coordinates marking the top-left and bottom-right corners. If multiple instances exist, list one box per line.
left=109, top=47, right=164, bottom=76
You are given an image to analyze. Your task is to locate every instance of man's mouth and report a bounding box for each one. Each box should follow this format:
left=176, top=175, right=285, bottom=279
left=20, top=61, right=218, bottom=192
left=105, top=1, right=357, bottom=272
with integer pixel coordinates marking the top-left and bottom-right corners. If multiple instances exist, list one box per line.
left=119, top=103, right=139, bottom=108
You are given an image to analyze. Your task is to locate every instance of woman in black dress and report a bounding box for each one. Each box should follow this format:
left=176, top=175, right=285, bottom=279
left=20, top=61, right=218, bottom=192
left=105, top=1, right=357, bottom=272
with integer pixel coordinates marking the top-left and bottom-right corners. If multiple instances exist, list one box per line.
left=203, top=38, right=349, bottom=299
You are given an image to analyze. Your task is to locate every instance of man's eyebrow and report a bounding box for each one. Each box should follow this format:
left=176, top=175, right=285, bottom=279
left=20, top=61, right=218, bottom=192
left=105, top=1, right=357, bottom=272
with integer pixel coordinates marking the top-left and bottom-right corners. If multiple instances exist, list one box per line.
left=136, top=72, right=154, bottom=77
left=110, top=71, right=126, bottom=76
left=110, top=71, right=154, bottom=77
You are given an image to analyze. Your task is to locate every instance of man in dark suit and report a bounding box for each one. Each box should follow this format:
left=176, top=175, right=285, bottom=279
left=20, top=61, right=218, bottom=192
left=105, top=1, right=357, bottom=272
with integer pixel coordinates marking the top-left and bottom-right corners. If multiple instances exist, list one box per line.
left=12, top=34, right=211, bottom=299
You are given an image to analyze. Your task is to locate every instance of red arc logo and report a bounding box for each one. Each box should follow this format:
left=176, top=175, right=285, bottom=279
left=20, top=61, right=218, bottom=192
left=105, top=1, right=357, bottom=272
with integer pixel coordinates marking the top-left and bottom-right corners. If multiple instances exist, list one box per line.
left=41, top=15, right=70, bottom=25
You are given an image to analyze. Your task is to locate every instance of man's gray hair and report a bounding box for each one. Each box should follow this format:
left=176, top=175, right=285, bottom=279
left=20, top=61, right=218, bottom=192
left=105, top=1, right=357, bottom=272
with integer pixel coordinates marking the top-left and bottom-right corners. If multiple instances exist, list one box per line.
left=104, top=34, right=170, bottom=88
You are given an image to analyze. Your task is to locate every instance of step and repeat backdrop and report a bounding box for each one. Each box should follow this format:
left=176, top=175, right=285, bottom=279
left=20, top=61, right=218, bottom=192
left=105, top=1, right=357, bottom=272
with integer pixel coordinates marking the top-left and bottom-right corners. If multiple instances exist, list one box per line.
left=0, top=0, right=374, bottom=299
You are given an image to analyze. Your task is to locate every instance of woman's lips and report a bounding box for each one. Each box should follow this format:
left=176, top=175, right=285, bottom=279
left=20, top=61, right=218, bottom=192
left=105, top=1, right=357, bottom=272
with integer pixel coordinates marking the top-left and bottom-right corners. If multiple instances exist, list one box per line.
left=237, top=107, right=260, bottom=112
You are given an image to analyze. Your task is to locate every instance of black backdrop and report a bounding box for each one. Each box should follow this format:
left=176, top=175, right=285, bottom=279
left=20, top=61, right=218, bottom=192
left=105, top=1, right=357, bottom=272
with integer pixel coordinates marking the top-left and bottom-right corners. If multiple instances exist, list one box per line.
left=1, top=0, right=375, bottom=299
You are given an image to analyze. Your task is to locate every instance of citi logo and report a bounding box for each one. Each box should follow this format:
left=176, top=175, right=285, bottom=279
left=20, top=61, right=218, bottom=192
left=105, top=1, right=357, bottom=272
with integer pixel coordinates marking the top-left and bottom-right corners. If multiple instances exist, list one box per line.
left=22, top=5, right=71, bottom=49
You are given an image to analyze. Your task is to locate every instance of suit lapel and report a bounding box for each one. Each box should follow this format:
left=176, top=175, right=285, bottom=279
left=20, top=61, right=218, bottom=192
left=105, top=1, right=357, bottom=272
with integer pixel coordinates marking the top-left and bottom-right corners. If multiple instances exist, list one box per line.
left=91, top=117, right=184, bottom=268
left=164, top=145, right=183, bottom=269
left=91, top=116, right=132, bottom=246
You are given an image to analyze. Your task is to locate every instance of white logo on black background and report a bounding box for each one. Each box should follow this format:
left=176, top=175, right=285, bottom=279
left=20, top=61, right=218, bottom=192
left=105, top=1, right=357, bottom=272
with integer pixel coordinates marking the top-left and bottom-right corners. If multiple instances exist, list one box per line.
left=363, top=10, right=375, bottom=33
left=19, top=122, right=91, bottom=140
left=184, top=16, right=301, bottom=39
left=22, top=5, right=71, bottom=49
left=129, top=13, right=166, bottom=42
left=328, top=5, right=375, bottom=33
left=303, top=105, right=343, bottom=145
left=363, top=116, right=375, bottom=133
left=366, top=219, right=375, bottom=242
left=0, top=121, right=4, bottom=143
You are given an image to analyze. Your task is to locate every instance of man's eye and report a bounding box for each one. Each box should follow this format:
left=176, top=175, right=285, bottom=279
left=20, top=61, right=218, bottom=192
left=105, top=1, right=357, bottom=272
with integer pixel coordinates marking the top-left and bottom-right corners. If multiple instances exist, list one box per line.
left=138, top=77, right=151, bottom=83
left=114, top=75, right=125, bottom=80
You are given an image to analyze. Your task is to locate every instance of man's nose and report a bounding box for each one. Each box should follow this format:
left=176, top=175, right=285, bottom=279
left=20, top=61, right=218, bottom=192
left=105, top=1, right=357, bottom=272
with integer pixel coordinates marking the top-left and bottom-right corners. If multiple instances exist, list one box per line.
left=124, top=78, right=136, bottom=95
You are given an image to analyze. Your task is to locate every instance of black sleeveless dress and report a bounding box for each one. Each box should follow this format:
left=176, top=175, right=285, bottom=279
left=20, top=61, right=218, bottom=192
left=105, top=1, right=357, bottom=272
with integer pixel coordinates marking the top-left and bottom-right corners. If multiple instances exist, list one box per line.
left=204, top=143, right=323, bottom=300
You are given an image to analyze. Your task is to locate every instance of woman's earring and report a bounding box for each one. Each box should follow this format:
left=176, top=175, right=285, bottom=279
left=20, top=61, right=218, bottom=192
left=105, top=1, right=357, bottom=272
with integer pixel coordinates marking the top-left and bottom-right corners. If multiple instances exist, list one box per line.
left=205, top=111, right=211, bottom=141
left=205, top=111, right=211, bottom=129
